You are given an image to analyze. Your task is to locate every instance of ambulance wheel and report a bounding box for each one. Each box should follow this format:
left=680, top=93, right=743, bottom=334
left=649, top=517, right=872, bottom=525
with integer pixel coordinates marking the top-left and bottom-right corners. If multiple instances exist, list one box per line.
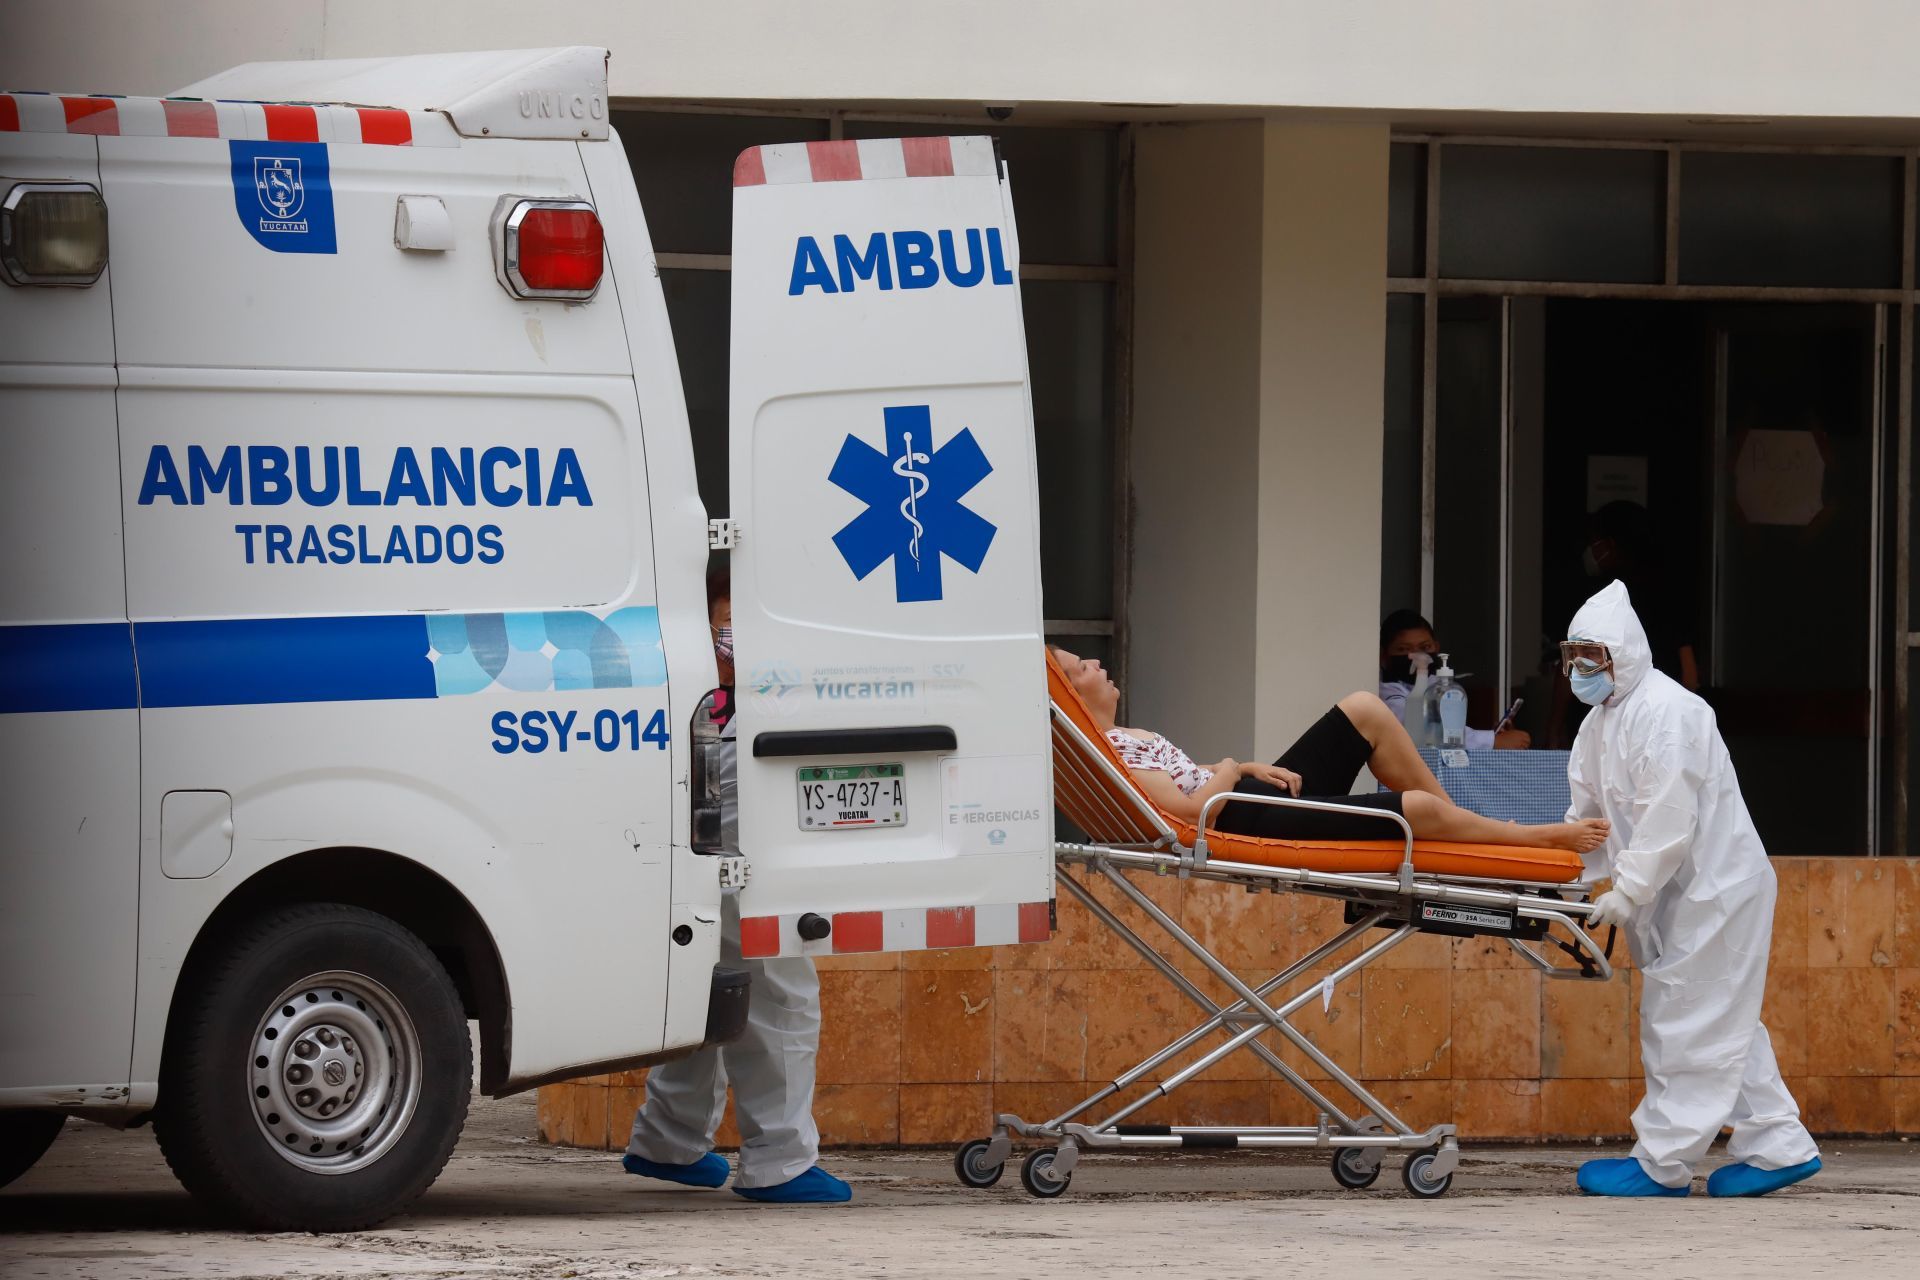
left=0, top=1112, right=65, bottom=1188
left=154, top=903, right=470, bottom=1232
left=1020, top=1147, right=1071, bottom=1199
left=1331, top=1146, right=1383, bottom=1190
left=954, top=1139, right=1004, bottom=1188
left=1401, top=1147, right=1453, bottom=1199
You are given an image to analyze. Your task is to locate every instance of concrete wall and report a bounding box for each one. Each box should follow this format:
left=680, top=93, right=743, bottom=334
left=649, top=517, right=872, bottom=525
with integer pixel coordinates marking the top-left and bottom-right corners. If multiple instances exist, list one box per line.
left=15, top=1, right=1920, bottom=123
left=541, top=857, right=1920, bottom=1149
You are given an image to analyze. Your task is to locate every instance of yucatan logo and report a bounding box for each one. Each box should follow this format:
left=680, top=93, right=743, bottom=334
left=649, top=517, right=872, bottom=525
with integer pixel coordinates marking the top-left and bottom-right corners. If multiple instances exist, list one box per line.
left=828, top=404, right=994, bottom=604
left=253, top=156, right=307, bottom=234
left=229, top=139, right=336, bottom=255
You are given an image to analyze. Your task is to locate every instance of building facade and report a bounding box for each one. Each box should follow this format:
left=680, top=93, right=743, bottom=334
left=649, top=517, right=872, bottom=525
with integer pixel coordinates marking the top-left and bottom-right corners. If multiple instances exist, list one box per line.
left=14, top=0, right=1920, bottom=1139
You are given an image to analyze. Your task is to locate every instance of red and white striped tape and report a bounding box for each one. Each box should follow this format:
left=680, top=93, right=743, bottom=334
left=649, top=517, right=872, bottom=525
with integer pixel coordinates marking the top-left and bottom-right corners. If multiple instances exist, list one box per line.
left=733, top=135, right=997, bottom=188
left=740, top=900, right=1052, bottom=959
left=0, top=94, right=458, bottom=147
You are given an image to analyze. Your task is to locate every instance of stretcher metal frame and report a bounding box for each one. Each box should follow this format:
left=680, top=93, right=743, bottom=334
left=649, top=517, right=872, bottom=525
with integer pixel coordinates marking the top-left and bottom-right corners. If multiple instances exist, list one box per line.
left=955, top=703, right=1614, bottom=1200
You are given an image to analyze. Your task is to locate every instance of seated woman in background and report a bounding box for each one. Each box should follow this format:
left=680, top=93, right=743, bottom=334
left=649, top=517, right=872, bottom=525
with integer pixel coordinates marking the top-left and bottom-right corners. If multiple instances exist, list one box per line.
left=1051, top=647, right=1606, bottom=853
left=1378, top=608, right=1531, bottom=750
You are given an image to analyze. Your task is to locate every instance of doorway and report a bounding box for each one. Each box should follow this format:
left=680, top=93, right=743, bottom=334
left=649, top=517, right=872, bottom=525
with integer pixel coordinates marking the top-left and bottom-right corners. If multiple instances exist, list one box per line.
left=1508, top=299, right=1892, bottom=855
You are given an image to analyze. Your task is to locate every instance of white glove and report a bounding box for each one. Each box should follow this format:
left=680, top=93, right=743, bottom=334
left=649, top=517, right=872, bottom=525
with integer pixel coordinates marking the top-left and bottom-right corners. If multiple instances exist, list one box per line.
left=1588, top=888, right=1635, bottom=929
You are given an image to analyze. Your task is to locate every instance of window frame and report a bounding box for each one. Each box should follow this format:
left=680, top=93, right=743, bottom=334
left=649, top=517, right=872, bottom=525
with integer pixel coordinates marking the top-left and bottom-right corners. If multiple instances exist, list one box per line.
left=1387, top=133, right=1918, bottom=856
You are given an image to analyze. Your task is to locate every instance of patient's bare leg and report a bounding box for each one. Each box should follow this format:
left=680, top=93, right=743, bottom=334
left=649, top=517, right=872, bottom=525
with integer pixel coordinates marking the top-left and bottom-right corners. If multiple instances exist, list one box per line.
left=1402, top=790, right=1609, bottom=852
left=1335, top=691, right=1449, bottom=801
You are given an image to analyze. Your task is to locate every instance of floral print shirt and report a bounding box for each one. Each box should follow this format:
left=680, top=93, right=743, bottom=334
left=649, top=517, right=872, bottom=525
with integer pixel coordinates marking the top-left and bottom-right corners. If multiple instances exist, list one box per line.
left=1107, top=729, right=1213, bottom=795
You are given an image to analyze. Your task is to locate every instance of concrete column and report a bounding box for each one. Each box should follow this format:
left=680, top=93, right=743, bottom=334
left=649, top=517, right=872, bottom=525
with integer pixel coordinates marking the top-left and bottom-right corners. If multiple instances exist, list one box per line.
left=1128, top=121, right=1266, bottom=758
left=1129, top=120, right=1388, bottom=769
left=1252, top=122, right=1390, bottom=761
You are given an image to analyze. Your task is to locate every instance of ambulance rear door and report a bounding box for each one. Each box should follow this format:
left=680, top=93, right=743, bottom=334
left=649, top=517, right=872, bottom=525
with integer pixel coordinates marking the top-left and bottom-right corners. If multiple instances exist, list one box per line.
left=728, top=136, right=1052, bottom=960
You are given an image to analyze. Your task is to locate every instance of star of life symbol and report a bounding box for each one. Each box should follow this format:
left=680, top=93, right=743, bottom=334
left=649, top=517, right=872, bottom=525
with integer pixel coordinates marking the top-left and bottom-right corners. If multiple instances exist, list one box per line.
left=828, top=404, right=995, bottom=603
left=253, top=156, right=308, bottom=233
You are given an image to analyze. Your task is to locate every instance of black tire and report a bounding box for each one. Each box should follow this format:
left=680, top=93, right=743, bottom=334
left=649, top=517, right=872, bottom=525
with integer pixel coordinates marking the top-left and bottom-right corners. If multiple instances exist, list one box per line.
left=153, top=903, right=470, bottom=1232
left=1401, top=1147, right=1453, bottom=1199
left=953, top=1138, right=1004, bottom=1189
left=0, top=1112, right=65, bottom=1188
left=1331, top=1146, right=1382, bottom=1190
left=1019, top=1147, right=1071, bottom=1199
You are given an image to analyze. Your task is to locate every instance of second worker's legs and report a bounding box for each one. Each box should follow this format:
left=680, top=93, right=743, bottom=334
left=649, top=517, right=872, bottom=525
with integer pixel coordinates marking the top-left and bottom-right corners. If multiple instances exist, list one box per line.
left=721, top=951, right=823, bottom=1189
left=1724, top=1024, right=1820, bottom=1171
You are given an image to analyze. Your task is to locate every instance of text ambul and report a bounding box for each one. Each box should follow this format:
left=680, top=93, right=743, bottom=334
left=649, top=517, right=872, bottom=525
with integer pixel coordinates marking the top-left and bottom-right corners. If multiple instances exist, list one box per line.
left=789, top=227, right=1015, bottom=296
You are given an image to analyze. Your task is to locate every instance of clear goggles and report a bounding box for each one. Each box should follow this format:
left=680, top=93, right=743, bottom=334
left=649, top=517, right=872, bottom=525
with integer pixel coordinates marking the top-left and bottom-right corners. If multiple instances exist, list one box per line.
left=1559, top=641, right=1611, bottom=676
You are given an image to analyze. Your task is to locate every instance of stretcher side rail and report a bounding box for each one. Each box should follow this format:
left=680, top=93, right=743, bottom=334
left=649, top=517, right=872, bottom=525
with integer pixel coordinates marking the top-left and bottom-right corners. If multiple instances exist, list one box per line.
left=1193, top=784, right=1417, bottom=888
left=1055, top=842, right=1613, bottom=983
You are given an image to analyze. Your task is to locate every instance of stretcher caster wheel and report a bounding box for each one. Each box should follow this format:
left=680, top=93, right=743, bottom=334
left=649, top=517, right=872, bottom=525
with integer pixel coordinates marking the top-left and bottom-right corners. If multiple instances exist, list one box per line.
left=1331, top=1147, right=1383, bottom=1190
left=1401, top=1147, right=1453, bottom=1199
left=1020, top=1147, right=1071, bottom=1199
left=954, top=1139, right=1004, bottom=1189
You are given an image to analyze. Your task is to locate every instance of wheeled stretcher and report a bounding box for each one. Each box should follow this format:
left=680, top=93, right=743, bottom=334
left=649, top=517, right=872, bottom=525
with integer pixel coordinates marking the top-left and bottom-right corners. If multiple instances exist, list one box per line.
left=954, top=652, right=1614, bottom=1199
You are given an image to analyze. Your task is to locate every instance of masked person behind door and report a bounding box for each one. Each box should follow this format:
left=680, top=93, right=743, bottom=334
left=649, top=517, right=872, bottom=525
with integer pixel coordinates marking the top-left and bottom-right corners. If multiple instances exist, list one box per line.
left=1563, top=580, right=1820, bottom=1198
left=621, top=567, right=852, bottom=1204
left=1378, top=610, right=1531, bottom=749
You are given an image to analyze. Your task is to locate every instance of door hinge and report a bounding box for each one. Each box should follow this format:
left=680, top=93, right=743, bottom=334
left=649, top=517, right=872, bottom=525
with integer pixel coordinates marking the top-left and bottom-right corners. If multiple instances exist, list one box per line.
left=707, top=518, right=740, bottom=550
left=717, top=855, right=750, bottom=891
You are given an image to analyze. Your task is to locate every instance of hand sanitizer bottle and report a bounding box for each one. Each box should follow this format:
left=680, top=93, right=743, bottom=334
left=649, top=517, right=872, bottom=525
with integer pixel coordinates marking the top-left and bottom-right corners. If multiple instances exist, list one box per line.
left=1434, top=653, right=1468, bottom=749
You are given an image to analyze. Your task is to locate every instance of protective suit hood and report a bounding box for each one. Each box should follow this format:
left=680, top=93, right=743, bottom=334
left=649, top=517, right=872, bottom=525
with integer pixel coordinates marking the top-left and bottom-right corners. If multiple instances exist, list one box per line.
left=1567, top=579, right=1653, bottom=702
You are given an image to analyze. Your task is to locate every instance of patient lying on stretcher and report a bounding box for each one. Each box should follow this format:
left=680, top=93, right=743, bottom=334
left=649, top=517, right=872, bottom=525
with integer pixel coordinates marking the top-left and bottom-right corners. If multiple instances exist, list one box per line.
left=1051, top=648, right=1608, bottom=853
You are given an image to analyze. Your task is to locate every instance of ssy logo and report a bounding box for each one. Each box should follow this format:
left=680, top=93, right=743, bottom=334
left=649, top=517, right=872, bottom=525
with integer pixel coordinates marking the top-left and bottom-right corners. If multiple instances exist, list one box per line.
left=253, top=156, right=307, bottom=232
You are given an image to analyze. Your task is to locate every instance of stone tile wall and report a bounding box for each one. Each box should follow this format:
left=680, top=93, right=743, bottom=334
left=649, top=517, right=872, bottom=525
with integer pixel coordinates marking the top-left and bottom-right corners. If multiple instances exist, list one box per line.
left=540, top=857, right=1920, bottom=1149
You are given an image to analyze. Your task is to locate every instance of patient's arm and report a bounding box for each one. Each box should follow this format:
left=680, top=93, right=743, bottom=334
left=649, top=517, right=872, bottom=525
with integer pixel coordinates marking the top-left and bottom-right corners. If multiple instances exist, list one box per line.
left=1131, top=761, right=1242, bottom=824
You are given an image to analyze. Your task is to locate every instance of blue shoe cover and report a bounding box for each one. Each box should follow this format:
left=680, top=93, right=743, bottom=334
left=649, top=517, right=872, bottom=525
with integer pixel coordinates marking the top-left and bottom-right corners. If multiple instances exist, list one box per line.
left=1576, top=1157, right=1689, bottom=1197
left=732, top=1165, right=852, bottom=1203
left=1707, top=1157, right=1821, bottom=1197
left=622, top=1151, right=730, bottom=1188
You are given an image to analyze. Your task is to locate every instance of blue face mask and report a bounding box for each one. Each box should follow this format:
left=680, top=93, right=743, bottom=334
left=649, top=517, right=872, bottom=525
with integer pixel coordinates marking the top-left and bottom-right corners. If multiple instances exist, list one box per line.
left=1570, top=668, right=1614, bottom=707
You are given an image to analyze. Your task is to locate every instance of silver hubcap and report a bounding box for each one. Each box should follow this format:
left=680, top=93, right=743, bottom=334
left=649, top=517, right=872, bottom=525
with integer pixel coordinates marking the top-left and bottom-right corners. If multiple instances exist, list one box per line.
left=249, top=971, right=421, bottom=1175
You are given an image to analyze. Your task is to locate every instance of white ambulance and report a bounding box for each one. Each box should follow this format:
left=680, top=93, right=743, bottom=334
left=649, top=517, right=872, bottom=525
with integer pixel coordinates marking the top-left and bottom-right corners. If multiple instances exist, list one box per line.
left=0, top=47, right=1052, bottom=1230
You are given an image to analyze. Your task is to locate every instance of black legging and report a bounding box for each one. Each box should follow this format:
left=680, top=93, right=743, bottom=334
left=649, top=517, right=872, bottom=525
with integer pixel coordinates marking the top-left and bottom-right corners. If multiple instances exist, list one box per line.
left=1212, top=706, right=1406, bottom=840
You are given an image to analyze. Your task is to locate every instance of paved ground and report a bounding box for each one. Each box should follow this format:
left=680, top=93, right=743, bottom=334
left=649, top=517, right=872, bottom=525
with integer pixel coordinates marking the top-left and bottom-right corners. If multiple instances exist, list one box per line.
left=3, top=1094, right=1917, bottom=1280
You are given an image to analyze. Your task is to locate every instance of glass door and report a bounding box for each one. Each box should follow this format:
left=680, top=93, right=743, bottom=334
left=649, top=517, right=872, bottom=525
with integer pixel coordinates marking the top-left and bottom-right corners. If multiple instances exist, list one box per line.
left=1708, top=303, right=1887, bottom=855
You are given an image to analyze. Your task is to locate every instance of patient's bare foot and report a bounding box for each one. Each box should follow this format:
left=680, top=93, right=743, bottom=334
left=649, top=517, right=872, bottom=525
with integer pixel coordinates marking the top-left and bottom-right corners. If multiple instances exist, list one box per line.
left=1529, top=818, right=1610, bottom=853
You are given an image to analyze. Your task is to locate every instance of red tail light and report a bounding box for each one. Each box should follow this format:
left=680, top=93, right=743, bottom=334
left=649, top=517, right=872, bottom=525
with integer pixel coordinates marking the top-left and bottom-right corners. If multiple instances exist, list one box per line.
left=497, top=199, right=603, bottom=300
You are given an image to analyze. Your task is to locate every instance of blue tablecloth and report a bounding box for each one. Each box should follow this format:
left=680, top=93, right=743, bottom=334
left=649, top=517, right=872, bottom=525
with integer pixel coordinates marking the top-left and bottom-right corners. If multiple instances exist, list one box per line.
left=1381, top=748, right=1573, bottom=825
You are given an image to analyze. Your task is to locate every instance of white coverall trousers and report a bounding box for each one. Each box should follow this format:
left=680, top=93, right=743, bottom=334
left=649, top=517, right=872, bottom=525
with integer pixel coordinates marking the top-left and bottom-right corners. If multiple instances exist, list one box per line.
left=1627, top=868, right=1818, bottom=1187
left=626, top=893, right=822, bottom=1188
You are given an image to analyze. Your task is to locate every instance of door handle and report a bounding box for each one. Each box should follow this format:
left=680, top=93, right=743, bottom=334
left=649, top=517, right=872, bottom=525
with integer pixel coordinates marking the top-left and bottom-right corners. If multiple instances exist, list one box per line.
left=751, top=725, right=957, bottom=758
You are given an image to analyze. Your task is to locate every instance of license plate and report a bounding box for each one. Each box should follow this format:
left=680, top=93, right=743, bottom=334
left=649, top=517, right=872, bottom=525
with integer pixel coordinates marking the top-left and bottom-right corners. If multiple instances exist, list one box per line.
left=797, top=763, right=906, bottom=831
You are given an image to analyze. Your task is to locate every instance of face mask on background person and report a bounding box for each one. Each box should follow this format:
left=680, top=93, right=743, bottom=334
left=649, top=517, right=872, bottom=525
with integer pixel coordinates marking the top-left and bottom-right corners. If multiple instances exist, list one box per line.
left=1570, top=667, right=1614, bottom=706
left=713, top=626, right=733, bottom=662
left=1582, top=543, right=1603, bottom=577
left=1381, top=654, right=1416, bottom=684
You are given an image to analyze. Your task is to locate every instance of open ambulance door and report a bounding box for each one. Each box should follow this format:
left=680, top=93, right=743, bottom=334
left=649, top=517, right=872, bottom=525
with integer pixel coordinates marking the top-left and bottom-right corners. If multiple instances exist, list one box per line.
left=727, top=136, right=1053, bottom=960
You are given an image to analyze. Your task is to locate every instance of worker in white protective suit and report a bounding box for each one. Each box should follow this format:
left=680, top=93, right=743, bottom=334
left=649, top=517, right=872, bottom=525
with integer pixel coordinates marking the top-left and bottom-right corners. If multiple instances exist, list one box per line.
left=621, top=575, right=851, bottom=1203
left=1564, top=580, right=1821, bottom=1198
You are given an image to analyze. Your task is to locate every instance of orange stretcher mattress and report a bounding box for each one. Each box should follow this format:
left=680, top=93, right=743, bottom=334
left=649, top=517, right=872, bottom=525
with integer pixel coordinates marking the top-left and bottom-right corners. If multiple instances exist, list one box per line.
left=1045, top=649, right=1581, bottom=885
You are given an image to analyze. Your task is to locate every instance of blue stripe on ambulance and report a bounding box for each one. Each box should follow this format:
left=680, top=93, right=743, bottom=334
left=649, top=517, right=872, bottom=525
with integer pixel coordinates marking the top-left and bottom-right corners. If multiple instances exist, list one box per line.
left=0, top=622, right=140, bottom=712
left=0, top=607, right=665, bottom=714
